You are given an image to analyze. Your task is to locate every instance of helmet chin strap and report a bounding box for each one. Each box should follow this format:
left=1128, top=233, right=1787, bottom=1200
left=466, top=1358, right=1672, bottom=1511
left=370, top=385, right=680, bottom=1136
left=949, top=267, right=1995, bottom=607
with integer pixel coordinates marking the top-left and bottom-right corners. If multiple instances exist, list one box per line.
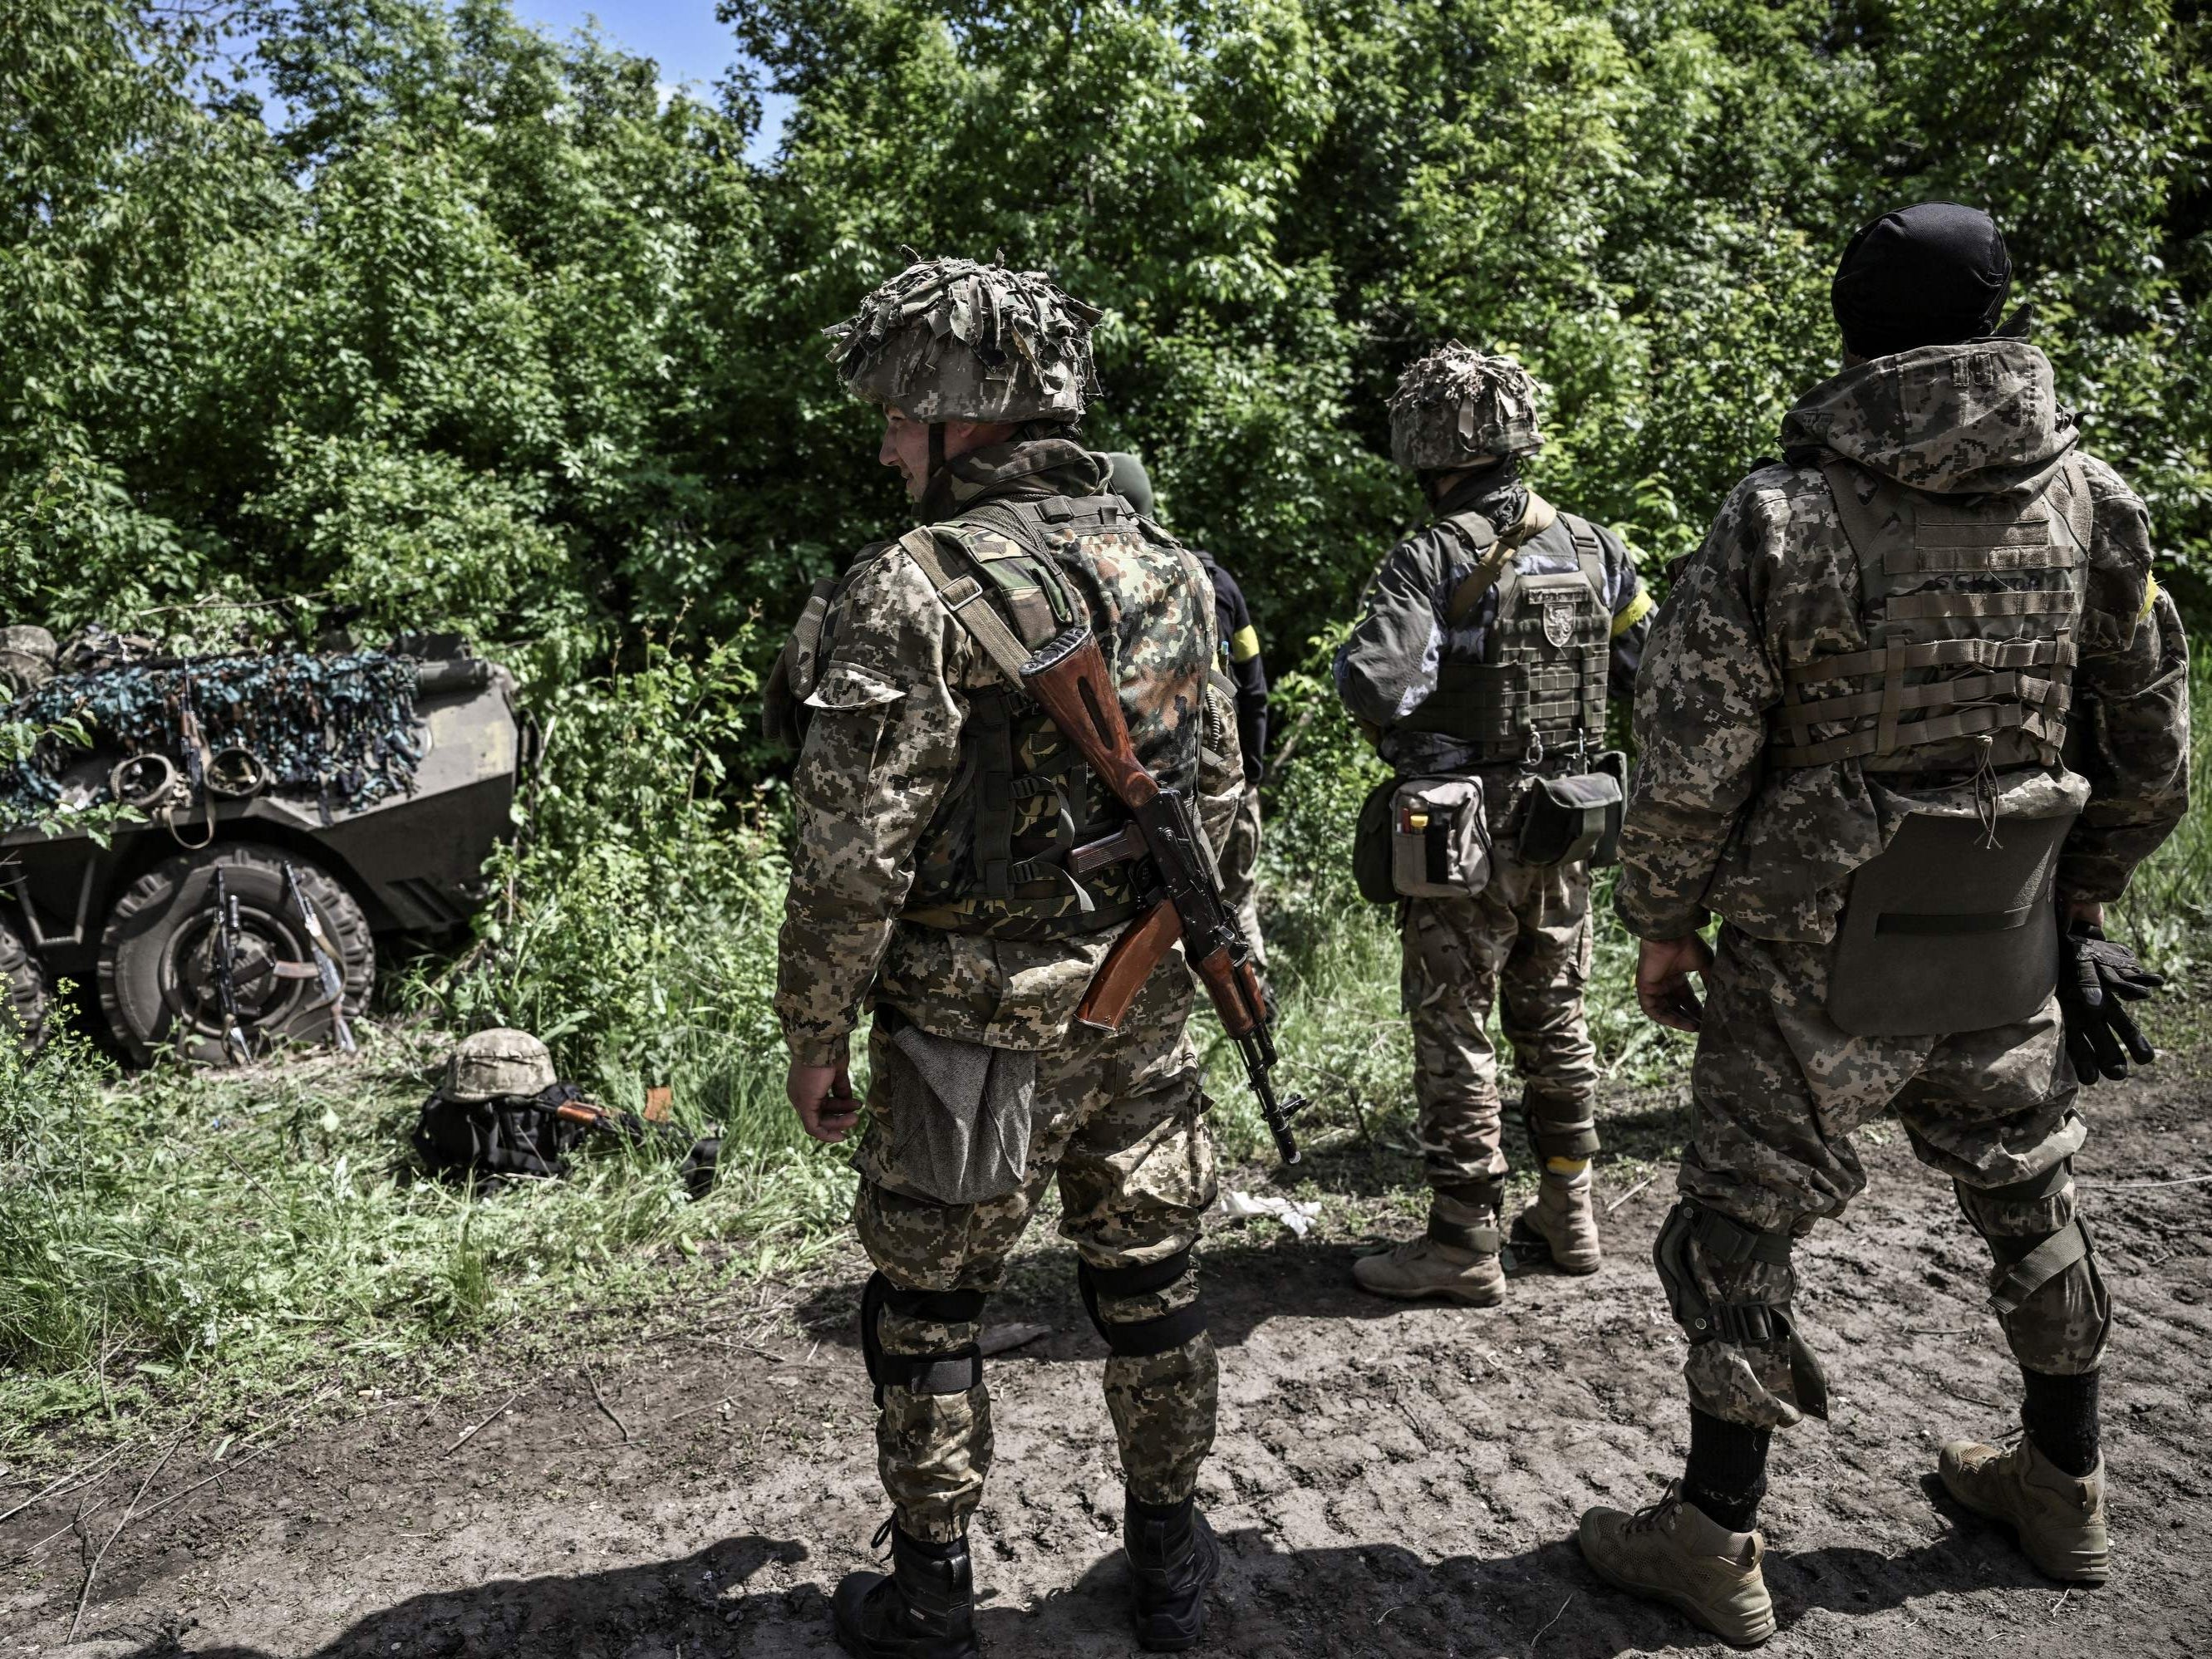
left=920, top=420, right=954, bottom=519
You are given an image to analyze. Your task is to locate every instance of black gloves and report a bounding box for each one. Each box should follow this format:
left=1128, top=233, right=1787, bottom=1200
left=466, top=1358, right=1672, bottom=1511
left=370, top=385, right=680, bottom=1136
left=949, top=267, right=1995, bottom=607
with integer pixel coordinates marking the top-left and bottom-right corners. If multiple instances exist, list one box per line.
left=2057, top=923, right=2163, bottom=1085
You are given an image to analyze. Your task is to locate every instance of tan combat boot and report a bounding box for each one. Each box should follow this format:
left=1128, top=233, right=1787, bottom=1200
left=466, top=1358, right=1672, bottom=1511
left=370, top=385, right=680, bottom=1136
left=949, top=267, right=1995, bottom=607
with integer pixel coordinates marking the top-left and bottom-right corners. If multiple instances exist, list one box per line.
left=1352, top=1211, right=1504, bottom=1307
left=1578, top=1482, right=1775, bottom=1647
left=1939, top=1436, right=2109, bottom=1584
left=1511, top=1169, right=1601, bottom=1274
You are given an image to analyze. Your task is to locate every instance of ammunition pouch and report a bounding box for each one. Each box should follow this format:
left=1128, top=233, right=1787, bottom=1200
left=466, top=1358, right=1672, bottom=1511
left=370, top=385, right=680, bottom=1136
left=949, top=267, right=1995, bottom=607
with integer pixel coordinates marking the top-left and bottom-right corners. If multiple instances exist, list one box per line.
left=1826, top=811, right=2074, bottom=1037
left=1385, top=775, right=1492, bottom=898
left=1516, top=751, right=1626, bottom=868
left=1653, top=1201, right=1829, bottom=1420
left=1353, top=776, right=1398, bottom=905
left=1077, top=1251, right=1207, bottom=1357
left=861, top=1272, right=988, bottom=1405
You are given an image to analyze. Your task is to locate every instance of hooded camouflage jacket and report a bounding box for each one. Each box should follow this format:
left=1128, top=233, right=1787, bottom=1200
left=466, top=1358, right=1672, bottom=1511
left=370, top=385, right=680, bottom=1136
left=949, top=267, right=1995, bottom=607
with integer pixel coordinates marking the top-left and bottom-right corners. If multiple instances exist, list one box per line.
left=1333, top=469, right=1651, bottom=779
left=1617, top=340, right=2190, bottom=943
left=775, top=439, right=1233, bottom=1066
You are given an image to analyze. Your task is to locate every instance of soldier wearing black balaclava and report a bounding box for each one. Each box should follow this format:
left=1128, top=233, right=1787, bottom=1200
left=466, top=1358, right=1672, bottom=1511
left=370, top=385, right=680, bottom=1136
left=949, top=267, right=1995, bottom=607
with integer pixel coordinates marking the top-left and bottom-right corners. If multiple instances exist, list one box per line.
left=1577, top=204, right=2188, bottom=1645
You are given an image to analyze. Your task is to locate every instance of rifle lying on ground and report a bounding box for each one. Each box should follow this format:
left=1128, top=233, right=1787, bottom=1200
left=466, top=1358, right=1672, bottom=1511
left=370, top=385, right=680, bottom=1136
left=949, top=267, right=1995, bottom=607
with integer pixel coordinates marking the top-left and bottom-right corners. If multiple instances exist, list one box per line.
left=1020, top=627, right=1303, bottom=1166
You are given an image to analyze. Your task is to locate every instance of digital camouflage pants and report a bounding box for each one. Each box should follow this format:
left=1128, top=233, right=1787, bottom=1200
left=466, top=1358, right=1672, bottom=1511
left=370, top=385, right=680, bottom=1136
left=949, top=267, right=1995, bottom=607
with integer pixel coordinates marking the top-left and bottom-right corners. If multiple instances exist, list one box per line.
left=1674, top=925, right=2108, bottom=1429
left=1218, top=783, right=1266, bottom=970
left=1401, top=836, right=1600, bottom=1215
left=853, top=966, right=1218, bottom=1542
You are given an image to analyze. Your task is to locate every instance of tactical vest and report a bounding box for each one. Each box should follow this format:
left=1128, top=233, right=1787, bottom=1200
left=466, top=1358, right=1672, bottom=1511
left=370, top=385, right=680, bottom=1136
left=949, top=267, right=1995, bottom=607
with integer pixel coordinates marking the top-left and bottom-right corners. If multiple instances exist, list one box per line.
left=1785, top=455, right=2095, bottom=1038
left=795, top=492, right=1208, bottom=945
left=1772, top=456, right=2091, bottom=773
left=1396, top=512, right=1611, bottom=763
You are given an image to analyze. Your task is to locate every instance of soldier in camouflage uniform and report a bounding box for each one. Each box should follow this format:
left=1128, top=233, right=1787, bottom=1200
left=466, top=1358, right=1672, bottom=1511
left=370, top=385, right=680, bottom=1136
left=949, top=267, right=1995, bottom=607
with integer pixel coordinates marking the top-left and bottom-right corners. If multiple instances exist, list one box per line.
left=1579, top=204, right=2190, bottom=1646
left=771, top=257, right=1240, bottom=1658
left=1103, top=452, right=1274, bottom=995
left=1335, top=346, right=1652, bottom=1306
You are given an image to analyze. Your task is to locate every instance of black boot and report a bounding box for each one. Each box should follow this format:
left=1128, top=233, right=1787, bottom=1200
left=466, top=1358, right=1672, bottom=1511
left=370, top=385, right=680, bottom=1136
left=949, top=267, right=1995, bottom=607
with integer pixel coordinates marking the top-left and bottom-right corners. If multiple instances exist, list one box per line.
left=833, top=1519, right=979, bottom=1659
left=1125, top=1493, right=1221, bottom=1652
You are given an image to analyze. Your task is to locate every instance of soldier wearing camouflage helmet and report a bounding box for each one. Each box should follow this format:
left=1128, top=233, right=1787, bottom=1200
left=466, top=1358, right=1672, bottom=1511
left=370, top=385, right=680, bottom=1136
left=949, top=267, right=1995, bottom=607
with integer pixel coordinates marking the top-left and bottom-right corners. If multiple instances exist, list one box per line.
left=770, top=255, right=1238, bottom=1657
left=1577, top=204, right=2190, bottom=1646
left=1334, top=343, right=1652, bottom=1306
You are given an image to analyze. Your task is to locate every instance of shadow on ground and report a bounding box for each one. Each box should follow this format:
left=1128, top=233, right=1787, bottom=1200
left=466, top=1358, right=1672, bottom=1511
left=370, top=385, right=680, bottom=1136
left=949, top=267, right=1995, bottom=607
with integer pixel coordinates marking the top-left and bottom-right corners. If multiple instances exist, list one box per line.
left=103, top=1511, right=2061, bottom=1659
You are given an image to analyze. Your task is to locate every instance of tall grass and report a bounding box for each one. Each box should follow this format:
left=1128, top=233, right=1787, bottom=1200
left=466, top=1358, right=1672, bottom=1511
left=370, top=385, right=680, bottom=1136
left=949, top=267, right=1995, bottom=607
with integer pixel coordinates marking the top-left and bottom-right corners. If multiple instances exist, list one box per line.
left=0, top=638, right=2198, bottom=1447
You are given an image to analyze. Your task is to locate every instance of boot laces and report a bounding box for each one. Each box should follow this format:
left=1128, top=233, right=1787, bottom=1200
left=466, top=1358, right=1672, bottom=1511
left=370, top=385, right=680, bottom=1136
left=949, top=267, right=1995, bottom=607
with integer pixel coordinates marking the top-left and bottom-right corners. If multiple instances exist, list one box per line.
left=1625, top=1480, right=1688, bottom=1535
left=871, top=1514, right=897, bottom=1554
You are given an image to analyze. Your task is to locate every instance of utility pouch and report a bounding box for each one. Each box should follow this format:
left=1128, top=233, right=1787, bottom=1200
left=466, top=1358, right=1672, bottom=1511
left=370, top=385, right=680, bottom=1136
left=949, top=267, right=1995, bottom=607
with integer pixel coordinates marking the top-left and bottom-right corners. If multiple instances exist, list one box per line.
left=1353, top=777, right=1398, bottom=904
left=1387, top=776, right=1492, bottom=899
left=1517, top=752, right=1626, bottom=867
left=870, top=1012, right=1040, bottom=1206
left=1826, top=810, right=2077, bottom=1037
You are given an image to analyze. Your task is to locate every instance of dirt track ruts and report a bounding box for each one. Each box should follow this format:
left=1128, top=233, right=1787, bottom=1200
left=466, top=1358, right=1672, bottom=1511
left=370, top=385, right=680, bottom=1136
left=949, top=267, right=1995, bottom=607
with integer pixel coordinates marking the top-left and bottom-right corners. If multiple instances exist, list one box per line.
left=5, top=1062, right=2209, bottom=1658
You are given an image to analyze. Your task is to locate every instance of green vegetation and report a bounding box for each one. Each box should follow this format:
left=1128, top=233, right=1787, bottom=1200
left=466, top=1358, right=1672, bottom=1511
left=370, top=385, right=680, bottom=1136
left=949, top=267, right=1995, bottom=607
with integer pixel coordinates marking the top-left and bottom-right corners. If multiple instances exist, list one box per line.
left=1, top=0, right=2206, bottom=1443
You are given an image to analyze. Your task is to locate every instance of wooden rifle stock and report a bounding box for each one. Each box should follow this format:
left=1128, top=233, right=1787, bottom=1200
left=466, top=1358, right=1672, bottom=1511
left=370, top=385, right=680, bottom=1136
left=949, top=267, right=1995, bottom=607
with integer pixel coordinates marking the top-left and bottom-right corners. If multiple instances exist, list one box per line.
left=1027, top=626, right=1301, bottom=1164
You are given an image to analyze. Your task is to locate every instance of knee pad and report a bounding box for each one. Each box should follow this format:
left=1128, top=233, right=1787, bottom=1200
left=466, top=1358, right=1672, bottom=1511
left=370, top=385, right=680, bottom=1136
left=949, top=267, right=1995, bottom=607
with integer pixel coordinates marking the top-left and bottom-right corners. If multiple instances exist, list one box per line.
left=1653, top=1201, right=1829, bottom=1420
left=1077, top=1252, right=1207, bottom=1358
left=861, top=1271, right=988, bottom=1403
left=1957, top=1163, right=2111, bottom=1366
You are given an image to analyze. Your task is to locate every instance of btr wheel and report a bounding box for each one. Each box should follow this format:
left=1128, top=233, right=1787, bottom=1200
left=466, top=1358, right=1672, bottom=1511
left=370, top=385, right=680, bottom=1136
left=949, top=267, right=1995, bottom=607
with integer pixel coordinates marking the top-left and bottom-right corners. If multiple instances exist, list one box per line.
left=97, top=843, right=374, bottom=1066
left=0, top=914, right=46, bottom=1053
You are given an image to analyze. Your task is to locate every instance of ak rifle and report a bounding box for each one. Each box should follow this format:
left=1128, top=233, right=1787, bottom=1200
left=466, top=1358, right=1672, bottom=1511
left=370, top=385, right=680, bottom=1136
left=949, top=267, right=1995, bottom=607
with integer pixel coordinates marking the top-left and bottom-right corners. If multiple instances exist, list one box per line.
left=1020, top=626, right=1302, bottom=1166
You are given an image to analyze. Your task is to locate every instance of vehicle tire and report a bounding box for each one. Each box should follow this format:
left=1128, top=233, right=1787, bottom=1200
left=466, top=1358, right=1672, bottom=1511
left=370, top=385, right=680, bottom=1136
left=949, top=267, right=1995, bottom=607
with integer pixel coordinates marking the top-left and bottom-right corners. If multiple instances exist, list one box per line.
left=97, top=843, right=374, bottom=1066
left=0, top=915, right=47, bottom=1053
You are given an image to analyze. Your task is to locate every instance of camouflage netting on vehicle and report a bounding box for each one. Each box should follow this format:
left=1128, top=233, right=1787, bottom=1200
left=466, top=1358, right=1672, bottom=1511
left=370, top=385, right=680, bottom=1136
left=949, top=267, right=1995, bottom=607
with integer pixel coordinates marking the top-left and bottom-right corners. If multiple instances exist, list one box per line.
left=824, top=255, right=1103, bottom=424
left=1, top=650, right=422, bottom=827
left=1388, top=342, right=1545, bottom=469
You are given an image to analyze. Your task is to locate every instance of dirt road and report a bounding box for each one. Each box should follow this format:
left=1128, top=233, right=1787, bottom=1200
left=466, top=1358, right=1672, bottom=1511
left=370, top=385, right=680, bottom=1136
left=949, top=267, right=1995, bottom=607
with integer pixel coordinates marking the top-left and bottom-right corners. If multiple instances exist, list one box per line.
left=6, top=1063, right=2209, bottom=1658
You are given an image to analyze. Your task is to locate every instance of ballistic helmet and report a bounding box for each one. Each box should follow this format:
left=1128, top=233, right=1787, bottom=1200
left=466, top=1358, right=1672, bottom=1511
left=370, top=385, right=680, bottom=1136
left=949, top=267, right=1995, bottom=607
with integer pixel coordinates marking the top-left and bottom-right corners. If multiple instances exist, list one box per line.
left=825, top=255, right=1102, bottom=425
left=1102, top=452, right=1154, bottom=517
left=443, top=1027, right=557, bottom=1103
left=1388, top=343, right=1544, bottom=469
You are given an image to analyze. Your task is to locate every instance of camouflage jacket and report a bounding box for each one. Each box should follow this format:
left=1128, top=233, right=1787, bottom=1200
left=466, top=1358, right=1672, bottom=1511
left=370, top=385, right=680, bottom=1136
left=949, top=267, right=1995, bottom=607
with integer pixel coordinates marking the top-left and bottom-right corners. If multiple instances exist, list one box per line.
left=1618, top=340, right=2191, bottom=942
left=775, top=440, right=1234, bottom=1066
left=1333, top=470, right=1651, bottom=778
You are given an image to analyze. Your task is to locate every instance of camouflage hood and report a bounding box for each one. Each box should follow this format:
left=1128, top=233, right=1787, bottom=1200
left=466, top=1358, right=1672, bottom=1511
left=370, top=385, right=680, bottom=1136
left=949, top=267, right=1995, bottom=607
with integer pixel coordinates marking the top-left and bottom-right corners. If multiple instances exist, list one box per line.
left=924, top=437, right=1110, bottom=523
left=1779, top=339, right=2077, bottom=496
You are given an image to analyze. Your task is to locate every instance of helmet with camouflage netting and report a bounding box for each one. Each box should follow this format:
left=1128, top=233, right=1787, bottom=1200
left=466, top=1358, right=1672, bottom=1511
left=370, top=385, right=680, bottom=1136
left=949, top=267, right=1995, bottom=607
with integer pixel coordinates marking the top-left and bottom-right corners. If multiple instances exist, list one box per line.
left=443, top=1027, right=557, bottom=1103
left=1388, top=342, right=1544, bottom=469
left=824, top=254, right=1103, bottom=425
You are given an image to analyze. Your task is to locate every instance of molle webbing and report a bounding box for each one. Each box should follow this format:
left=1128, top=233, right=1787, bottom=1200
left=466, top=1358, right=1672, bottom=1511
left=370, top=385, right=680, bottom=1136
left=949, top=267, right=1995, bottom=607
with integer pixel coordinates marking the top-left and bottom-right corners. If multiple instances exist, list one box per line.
left=1773, top=458, right=2090, bottom=771
left=1399, top=513, right=1610, bottom=760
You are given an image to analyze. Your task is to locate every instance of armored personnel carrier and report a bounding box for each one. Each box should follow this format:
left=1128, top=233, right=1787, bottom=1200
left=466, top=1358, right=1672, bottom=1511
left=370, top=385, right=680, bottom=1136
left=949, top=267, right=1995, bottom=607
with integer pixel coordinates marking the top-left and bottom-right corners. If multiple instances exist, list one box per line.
left=1, top=631, right=522, bottom=1063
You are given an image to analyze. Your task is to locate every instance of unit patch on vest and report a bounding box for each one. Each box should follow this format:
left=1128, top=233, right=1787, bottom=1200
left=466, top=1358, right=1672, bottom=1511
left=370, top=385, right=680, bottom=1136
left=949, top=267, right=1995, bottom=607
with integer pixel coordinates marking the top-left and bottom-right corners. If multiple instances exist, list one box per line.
left=1541, top=591, right=1579, bottom=648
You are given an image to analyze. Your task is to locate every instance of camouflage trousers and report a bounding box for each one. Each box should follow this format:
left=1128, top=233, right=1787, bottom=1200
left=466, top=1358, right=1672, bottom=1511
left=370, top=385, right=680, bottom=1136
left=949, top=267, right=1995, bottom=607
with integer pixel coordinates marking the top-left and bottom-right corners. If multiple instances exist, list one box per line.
left=853, top=966, right=1218, bottom=1542
left=1673, top=925, right=2107, bottom=1430
left=1400, top=841, right=1599, bottom=1208
left=1218, top=783, right=1266, bottom=970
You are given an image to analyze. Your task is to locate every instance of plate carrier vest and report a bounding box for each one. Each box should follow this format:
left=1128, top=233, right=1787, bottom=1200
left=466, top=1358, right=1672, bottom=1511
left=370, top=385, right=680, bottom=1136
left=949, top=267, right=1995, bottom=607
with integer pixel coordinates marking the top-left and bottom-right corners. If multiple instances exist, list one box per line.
left=1782, top=454, right=2094, bottom=1037
left=1394, top=511, right=1611, bottom=763
left=796, top=491, right=1208, bottom=944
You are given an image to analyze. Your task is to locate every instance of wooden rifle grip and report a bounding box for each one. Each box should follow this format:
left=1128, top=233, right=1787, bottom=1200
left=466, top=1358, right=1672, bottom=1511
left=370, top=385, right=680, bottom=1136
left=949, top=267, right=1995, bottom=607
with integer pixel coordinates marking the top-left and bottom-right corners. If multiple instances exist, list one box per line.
left=1075, top=901, right=1182, bottom=1033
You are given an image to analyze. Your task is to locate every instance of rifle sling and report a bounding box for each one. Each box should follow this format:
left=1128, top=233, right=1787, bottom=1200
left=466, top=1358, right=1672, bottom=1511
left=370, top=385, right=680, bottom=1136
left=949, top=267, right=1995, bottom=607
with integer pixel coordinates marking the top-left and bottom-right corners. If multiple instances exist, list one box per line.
left=898, top=527, right=1038, bottom=687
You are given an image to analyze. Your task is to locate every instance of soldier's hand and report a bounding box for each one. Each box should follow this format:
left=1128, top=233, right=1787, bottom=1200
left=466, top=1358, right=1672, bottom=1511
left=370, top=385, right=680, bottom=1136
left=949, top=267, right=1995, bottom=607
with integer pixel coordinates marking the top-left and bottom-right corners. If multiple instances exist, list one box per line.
left=788, top=1055, right=859, bottom=1142
left=1636, top=934, right=1714, bottom=1033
